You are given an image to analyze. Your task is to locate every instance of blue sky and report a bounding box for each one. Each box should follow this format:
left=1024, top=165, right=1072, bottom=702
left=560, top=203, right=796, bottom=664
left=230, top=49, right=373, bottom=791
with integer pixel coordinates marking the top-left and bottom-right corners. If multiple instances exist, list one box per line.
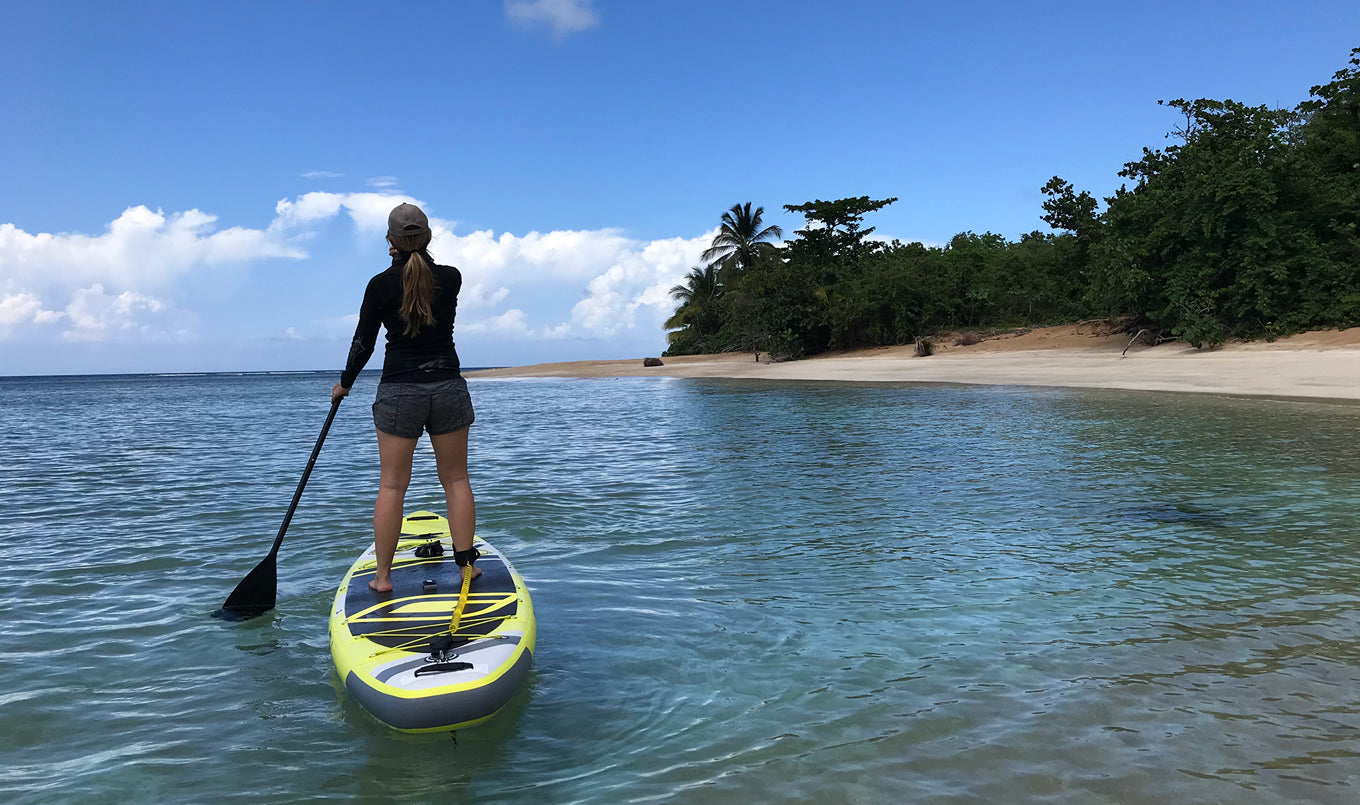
left=1, top=1, right=1356, bottom=375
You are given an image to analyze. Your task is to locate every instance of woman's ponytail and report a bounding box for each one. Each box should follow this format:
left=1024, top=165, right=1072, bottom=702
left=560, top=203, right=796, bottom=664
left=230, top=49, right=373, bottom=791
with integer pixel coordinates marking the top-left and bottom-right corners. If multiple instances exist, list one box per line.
left=399, top=249, right=436, bottom=336
left=385, top=204, right=437, bottom=336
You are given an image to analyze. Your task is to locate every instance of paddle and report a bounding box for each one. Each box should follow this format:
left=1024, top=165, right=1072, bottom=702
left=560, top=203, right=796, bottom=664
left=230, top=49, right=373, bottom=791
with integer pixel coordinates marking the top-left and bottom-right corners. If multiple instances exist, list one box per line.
left=215, top=395, right=342, bottom=621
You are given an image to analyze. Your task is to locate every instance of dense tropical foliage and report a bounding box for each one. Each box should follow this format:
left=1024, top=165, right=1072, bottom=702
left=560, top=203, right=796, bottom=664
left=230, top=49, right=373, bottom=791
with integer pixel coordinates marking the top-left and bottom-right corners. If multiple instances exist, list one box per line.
left=667, top=48, right=1360, bottom=355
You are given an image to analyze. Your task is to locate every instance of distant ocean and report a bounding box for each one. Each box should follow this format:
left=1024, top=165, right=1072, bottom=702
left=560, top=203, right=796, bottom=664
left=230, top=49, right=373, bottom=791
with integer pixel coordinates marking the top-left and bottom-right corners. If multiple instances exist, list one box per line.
left=2, top=371, right=1358, bottom=803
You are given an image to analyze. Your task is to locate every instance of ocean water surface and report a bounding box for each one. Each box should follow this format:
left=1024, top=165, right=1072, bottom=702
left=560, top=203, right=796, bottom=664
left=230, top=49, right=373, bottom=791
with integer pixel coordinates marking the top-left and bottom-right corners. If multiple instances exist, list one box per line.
left=1, top=372, right=1358, bottom=803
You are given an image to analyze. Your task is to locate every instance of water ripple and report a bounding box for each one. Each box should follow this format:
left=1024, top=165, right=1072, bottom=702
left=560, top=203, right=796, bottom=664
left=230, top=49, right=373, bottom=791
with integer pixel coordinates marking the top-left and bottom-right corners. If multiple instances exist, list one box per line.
left=3, top=375, right=1360, bottom=802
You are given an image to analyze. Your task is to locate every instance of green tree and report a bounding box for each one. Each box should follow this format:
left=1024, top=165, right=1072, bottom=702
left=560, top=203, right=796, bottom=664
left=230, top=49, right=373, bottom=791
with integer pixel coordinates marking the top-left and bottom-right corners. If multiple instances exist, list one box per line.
left=781, top=196, right=898, bottom=264
left=1297, top=47, right=1360, bottom=182
left=665, top=203, right=785, bottom=355
left=835, top=241, right=932, bottom=345
left=1011, top=231, right=1085, bottom=324
left=663, top=50, right=1360, bottom=358
left=1091, top=98, right=1305, bottom=345
left=1291, top=47, right=1360, bottom=328
left=664, top=264, right=724, bottom=354
left=776, top=196, right=899, bottom=354
left=700, top=202, right=784, bottom=279
left=1040, top=177, right=1101, bottom=242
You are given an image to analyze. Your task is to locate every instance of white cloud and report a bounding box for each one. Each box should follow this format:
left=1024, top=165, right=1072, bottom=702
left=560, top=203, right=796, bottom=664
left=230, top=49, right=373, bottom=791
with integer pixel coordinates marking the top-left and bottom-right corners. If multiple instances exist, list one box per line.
left=0, top=292, right=61, bottom=326
left=562, top=234, right=709, bottom=337
left=0, top=207, right=304, bottom=295
left=271, top=191, right=421, bottom=232
left=0, top=206, right=307, bottom=343
left=273, top=191, right=449, bottom=236
left=272, top=193, right=346, bottom=225
left=0, top=292, right=64, bottom=339
left=367, top=176, right=400, bottom=189
left=60, top=284, right=191, bottom=343
left=461, top=308, right=534, bottom=337
left=1, top=189, right=712, bottom=359
left=505, top=0, right=598, bottom=36
left=438, top=228, right=633, bottom=283
left=460, top=282, right=511, bottom=309
left=302, top=170, right=344, bottom=179
left=437, top=228, right=711, bottom=340
left=349, top=193, right=425, bottom=232
left=0, top=191, right=435, bottom=346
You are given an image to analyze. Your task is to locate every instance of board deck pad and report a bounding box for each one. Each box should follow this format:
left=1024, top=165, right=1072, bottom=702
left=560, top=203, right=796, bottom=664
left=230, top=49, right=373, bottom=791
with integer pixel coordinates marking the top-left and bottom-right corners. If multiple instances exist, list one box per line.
left=343, top=543, right=518, bottom=649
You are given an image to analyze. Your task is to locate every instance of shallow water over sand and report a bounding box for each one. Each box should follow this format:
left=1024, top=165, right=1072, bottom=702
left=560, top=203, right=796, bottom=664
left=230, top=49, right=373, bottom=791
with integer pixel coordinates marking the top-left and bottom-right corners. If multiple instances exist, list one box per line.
left=2, top=372, right=1358, bottom=803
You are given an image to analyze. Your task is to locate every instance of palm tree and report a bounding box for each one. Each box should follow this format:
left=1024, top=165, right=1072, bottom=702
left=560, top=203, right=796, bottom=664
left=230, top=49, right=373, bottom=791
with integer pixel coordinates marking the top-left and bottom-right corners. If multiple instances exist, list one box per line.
left=701, top=202, right=783, bottom=277
left=664, top=264, right=723, bottom=351
left=665, top=264, right=721, bottom=327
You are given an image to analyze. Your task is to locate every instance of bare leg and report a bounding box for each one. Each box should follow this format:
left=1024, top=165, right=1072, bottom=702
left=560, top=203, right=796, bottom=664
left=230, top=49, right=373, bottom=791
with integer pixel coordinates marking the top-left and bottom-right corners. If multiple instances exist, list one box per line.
left=430, top=426, right=480, bottom=583
left=372, top=429, right=418, bottom=593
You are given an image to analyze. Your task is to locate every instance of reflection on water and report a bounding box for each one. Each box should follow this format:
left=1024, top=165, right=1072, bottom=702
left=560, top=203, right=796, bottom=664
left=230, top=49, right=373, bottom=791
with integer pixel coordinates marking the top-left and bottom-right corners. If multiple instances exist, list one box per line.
left=0, top=373, right=1358, bottom=802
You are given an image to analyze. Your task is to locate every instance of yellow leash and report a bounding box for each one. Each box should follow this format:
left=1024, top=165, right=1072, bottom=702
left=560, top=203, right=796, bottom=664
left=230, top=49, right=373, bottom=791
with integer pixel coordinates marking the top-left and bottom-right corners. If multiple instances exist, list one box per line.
left=448, top=563, right=473, bottom=634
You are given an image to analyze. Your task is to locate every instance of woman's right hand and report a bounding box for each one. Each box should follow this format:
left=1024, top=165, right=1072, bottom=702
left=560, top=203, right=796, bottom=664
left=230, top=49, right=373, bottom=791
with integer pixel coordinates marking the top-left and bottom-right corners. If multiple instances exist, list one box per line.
left=331, top=383, right=350, bottom=403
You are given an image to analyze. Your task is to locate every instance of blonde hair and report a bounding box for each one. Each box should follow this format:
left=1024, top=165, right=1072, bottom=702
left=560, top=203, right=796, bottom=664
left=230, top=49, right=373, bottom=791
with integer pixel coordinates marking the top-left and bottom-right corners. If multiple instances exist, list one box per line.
left=387, top=231, right=436, bottom=336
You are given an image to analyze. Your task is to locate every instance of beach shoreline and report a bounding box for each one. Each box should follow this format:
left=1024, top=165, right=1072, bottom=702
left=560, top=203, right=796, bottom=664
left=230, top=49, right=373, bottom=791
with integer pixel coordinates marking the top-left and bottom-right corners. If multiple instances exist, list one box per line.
left=465, top=323, right=1360, bottom=403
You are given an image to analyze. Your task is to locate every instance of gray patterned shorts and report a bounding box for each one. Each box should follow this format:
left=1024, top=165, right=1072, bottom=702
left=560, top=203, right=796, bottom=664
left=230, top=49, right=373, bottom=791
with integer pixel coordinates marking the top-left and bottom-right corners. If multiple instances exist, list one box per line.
left=372, top=377, right=475, bottom=438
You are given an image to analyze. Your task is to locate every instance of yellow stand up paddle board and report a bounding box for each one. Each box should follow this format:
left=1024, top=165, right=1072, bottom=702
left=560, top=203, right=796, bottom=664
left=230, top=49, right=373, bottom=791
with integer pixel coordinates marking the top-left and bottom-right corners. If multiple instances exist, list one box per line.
left=328, top=511, right=536, bottom=732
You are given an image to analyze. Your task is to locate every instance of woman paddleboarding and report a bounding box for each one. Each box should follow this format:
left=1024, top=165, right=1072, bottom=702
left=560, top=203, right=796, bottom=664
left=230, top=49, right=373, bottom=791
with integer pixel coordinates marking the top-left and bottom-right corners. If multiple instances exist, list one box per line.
left=331, top=202, right=481, bottom=593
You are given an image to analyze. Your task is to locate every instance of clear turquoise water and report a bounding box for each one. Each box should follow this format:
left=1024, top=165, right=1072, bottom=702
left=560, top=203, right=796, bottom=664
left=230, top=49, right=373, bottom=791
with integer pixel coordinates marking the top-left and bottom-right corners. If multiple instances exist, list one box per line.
left=2, top=372, right=1359, bottom=803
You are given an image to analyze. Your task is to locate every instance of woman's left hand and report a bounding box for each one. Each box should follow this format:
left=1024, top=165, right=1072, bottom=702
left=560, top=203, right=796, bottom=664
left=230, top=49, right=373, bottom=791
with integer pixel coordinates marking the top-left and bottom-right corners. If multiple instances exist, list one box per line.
left=331, top=383, right=350, bottom=403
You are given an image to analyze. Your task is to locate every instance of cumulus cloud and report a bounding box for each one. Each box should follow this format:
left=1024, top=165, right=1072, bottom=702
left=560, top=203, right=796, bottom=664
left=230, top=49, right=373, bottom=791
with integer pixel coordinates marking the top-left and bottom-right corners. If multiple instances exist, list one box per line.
left=460, top=309, right=535, bottom=337
left=0, top=206, right=307, bottom=343
left=272, top=191, right=441, bottom=236
left=0, top=292, right=61, bottom=325
left=312, top=203, right=708, bottom=342
left=1, top=188, right=711, bottom=357
left=0, top=207, right=304, bottom=293
left=438, top=228, right=632, bottom=287
left=272, top=191, right=411, bottom=232
left=560, top=234, right=710, bottom=337
left=0, top=292, right=63, bottom=339
left=0, top=192, right=437, bottom=345
left=505, top=0, right=598, bottom=37
left=433, top=228, right=710, bottom=340
left=60, top=284, right=191, bottom=343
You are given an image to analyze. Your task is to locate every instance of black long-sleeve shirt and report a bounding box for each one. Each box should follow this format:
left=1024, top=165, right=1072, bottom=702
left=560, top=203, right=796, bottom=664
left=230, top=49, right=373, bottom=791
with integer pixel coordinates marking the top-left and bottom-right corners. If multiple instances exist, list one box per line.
left=339, top=254, right=463, bottom=389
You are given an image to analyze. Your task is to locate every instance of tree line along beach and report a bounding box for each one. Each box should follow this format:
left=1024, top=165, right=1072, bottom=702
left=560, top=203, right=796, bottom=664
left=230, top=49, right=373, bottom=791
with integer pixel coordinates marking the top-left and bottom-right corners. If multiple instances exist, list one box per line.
left=554, top=47, right=1360, bottom=399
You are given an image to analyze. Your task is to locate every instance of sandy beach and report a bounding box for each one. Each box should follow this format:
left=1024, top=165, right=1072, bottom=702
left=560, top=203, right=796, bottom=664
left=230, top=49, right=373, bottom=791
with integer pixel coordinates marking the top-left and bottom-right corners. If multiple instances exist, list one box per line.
left=466, top=323, right=1360, bottom=403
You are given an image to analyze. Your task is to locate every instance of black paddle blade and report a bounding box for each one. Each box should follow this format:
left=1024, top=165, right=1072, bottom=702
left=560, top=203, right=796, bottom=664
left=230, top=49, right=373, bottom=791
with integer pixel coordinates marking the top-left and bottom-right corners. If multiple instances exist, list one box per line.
left=213, top=553, right=277, bottom=621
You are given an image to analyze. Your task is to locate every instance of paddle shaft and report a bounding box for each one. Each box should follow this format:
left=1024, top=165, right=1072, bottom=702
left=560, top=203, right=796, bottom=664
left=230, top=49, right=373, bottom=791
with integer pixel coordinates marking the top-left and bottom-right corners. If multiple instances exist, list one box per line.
left=217, top=395, right=342, bottom=619
left=265, top=395, right=343, bottom=560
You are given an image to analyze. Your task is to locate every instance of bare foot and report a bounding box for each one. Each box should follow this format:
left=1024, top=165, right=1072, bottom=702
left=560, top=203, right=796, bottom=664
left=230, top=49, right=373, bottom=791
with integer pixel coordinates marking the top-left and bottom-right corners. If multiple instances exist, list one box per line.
left=463, top=566, right=482, bottom=584
left=368, top=579, right=393, bottom=593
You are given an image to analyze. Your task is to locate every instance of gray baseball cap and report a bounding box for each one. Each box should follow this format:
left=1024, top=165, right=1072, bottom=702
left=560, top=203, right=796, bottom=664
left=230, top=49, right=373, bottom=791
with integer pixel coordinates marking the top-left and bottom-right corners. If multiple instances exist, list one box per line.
left=387, top=203, right=430, bottom=239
